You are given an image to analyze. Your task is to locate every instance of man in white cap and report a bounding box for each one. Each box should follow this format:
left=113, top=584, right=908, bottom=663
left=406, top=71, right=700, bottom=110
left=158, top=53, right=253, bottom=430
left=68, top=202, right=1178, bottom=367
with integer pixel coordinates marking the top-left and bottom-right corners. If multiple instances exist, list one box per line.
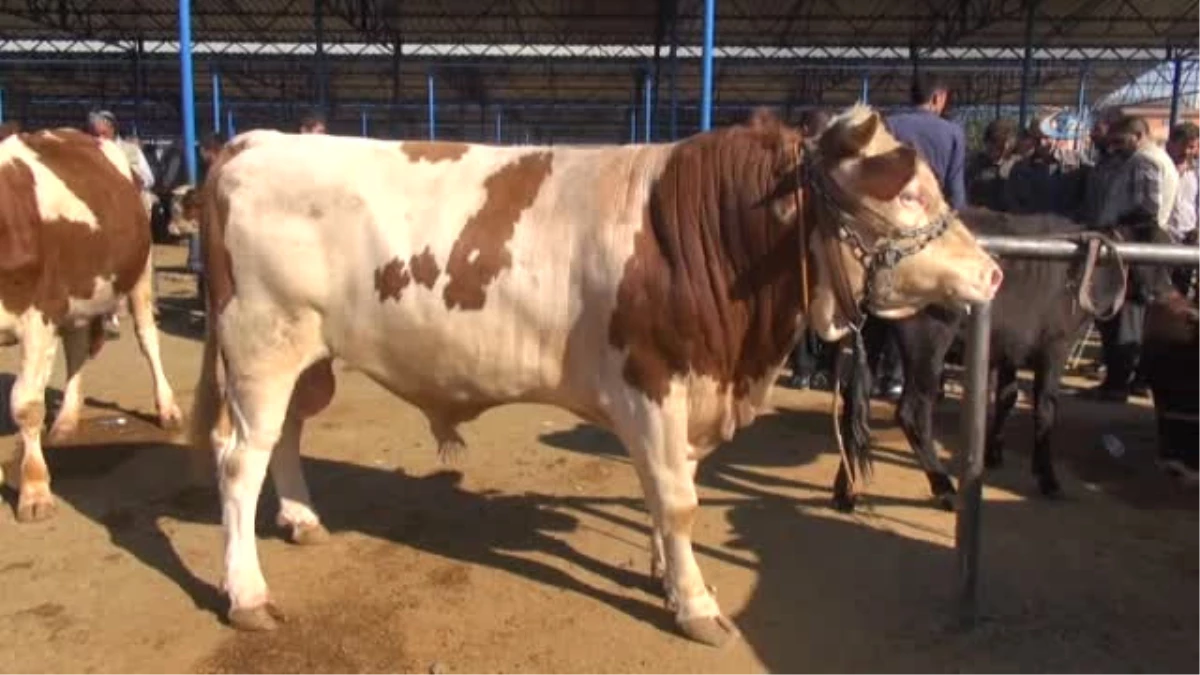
left=87, top=109, right=157, bottom=338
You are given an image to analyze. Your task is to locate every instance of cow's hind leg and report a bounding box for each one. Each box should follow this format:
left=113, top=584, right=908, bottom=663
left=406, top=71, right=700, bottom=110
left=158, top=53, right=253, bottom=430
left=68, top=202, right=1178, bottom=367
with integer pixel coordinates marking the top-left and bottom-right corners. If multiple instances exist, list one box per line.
left=218, top=309, right=326, bottom=631
left=893, top=315, right=958, bottom=510
left=619, top=396, right=738, bottom=647
left=11, top=317, right=61, bottom=522
left=47, top=325, right=92, bottom=443
left=127, top=254, right=183, bottom=430
left=271, top=359, right=335, bottom=546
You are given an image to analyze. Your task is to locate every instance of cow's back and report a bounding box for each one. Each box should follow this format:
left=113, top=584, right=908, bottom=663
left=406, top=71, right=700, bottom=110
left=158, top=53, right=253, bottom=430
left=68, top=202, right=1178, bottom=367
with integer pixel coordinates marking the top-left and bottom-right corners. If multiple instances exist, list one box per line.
left=0, top=128, right=150, bottom=332
left=211, top=132, right=671, bottom=423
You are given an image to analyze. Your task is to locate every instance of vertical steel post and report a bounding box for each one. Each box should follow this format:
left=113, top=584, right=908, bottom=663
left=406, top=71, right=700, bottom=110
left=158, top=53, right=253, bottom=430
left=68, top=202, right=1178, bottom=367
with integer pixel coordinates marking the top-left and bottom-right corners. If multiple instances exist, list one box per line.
left=226, top=108, right=236, bottom=136
left=494, top=107, right=502, bottom=144
left=643, top=70, right=654, bottom=142
left=1168, top=50, right=1184, bottom=130
left=700, top=0, right=716, bottom=131
left=859, top=71, right=870, bottom=104
left=212, top=68, right=222, bottom=133
left=630, top=107, right=637, bottom=143
left=427, top=70, right=436, bottom=140
left=1017, top=1, right=1037, bottom=131
left=178, top=0, right=198, bottom=183
left=361, top=109, right=368, bottom=137
left=132, top=38, right=144, bottom=135
left=668, top=0, right=679, bottom=140
left=1075, top=62, right=1089, bottom=152
left=0, top=87, right=5, bottom=123
left=957, top=300, right=992, bottom=628
left=314, top=0, right=327, bottom=110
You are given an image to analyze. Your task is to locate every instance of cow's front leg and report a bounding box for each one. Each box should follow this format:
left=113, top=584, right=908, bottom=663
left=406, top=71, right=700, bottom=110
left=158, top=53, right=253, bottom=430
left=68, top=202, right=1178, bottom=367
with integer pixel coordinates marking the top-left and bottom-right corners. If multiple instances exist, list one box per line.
left=11, top=316, right=61, bottom=522
left=127, top=255, right=184, bottom=430
left=625, top=401, right=739, bottom=647
left=47, top=326, right=91, bottom=443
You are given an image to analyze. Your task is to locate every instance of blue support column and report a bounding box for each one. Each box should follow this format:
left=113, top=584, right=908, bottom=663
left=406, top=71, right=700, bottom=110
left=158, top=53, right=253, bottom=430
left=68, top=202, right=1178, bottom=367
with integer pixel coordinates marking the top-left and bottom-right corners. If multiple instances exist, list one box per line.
left=668, top=0, right=679, bottom=139
left=700, top=0, right=716, bottom=131
left=1074, top=63, right=1089, bottom=151
left=211, top=68, right=222, bottom=133
left=494, top=107, right=502, bottom=143
left=0, top=87, right=5, bottom=123
left=1168, top=51, right=1184, bottom=130
left=859, top=72, right=870, bottom=104
left=1017, top=0, right=1037, bottom=131
left=226, top=108, right=236, bottom=136
left=426, top=70, right=436, bottom=141
left=643, top=71, right=654, bottom=142
left=178, top=0, right=198, bottom=183
left=629, top=107, right=637, bottom=143
left=361, top=109, right=368, bottom=137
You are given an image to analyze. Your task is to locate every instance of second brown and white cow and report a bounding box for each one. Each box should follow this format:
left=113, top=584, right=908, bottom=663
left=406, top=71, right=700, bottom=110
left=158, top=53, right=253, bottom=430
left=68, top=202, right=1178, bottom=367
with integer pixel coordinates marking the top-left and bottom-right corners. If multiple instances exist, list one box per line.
left=0, top=127, right=183, bottom=522
left=190, top=106, right=1003, bottom=645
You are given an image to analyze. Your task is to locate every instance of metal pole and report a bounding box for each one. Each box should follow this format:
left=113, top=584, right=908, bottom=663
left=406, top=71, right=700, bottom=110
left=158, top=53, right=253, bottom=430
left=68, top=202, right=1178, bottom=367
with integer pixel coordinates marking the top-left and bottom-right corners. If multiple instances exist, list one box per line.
left=1168, top=51, right=1184, bottom=130
left=132, top=38, right=144, bottom=136
left=629, top=107, right=637, bottom=143
left=178, top=0, right=198, bottom=184
left=361, top=109, right=368, bottom=137
left=494, top=107, right=502, bottom=144
left=390, top=40, right=402, bottom=138
left=956, top=300, right=991, bottom=627
left=1017, top=0, right=1037, bottom=131
left=0, top=87, right=5, bottom=123
left=426, top=70, right=436, bottom=140
left=860, top=72, right=869, bottom=104
left=699, top=0, right=716, bottom=131
left=314, top=0, right=327, bottom=110
left=668, top=0, right=679, bottom=140
left=1074, top=62, right=1089, bottom=152
left=643, top=70, right=654, bottom=142
left=227, top=108, right=236, bottom=136
left=212, top=68, right=222, bottom=133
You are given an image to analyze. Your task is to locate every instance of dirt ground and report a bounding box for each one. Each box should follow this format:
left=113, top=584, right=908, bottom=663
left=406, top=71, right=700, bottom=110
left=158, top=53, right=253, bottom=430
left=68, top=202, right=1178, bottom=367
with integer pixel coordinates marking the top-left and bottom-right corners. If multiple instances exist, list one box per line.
left=0, top=243, right=1195, bottom=674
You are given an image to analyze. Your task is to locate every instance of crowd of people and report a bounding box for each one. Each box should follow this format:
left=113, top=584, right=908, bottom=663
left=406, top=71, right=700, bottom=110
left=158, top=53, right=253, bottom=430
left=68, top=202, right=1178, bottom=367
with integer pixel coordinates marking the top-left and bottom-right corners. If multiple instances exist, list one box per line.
left=785, top=74, right=1200, bottom=406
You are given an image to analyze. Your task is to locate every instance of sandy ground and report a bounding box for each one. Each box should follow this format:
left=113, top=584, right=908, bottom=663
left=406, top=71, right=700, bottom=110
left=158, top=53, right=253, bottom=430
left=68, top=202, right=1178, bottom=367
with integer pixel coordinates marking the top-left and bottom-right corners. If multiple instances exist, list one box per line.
left=0, top=243, right=1195, bottom=674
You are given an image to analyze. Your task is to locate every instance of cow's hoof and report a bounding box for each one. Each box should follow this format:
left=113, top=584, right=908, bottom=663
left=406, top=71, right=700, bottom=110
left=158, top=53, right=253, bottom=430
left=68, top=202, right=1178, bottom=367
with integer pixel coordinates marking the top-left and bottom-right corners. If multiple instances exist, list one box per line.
left=47, top=419, right=79, bottom=444
left=158, top=404, right=185, bottom=431
left=17, top=490, right=57, bottom=523
left=831, top=491, right=857, bottom=513
left=437, top=439, right=466, bottom=464
left=933, top=493, right=956, bottom=512
left=290, top=522, right=331, bottom=546
left=228, top=602, right=286, bottom=632
left=678, top=614, right=740, bottom=647
left=1037, top=476, right=1063, bottom=499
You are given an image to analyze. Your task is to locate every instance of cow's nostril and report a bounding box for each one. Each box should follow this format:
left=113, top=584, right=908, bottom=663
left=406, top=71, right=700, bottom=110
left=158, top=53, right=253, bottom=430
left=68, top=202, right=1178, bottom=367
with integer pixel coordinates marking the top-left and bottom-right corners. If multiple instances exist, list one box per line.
left=987, top=266, right=1004, bottom=293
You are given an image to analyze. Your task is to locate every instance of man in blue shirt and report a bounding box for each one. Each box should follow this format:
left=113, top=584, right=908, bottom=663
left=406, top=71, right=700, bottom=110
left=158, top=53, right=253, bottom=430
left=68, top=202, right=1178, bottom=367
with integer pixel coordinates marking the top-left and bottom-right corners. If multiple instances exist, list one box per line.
left=885, top=74, right=967, bottom=210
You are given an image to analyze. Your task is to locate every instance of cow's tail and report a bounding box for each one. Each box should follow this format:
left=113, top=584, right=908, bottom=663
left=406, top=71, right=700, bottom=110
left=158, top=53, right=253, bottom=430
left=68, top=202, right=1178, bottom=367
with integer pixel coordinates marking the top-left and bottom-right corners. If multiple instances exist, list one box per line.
left=183, top=150, right=236, bottom=491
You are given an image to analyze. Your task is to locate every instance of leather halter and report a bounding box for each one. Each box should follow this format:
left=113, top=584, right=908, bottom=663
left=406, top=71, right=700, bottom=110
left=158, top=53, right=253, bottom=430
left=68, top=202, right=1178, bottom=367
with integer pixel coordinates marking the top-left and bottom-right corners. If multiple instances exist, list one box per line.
left=793, top=143, right=953, bottom=329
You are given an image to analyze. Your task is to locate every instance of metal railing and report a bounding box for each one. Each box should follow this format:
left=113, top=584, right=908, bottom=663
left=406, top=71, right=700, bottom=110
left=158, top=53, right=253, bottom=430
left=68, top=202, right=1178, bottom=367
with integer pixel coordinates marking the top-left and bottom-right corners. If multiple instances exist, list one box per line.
left=956, top=235, right=1200, bottom=626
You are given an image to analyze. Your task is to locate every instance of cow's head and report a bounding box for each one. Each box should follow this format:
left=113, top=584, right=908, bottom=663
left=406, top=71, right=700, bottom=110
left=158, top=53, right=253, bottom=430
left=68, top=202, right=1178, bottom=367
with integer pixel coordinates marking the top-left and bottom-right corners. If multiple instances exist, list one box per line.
left=168, top=184, right=200, bottom=237
left=796, top=105, right=1003, bottom=340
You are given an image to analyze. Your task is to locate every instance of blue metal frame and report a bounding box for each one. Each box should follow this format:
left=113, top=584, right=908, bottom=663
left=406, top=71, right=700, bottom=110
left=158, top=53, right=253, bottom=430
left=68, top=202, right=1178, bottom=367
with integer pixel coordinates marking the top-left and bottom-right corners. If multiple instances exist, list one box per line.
left=178, top=0, right=197, bottom=183
left=643, top=71, right=654, bottom=142
left=700, top=0, right=716, bottom=131
left=427, top=70, right=436, bottom=140
left=211, top=68, right=221, bottom=133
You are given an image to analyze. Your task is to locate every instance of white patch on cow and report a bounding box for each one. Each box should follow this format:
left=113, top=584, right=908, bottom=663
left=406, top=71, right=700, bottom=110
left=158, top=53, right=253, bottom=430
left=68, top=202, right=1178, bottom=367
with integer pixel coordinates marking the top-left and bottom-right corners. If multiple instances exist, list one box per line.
left=466, top=248, right=481, bottom=265
left=95, top=137, right=136, bottom=182
left=66, top=275, right=120, bottom=321
left=0, top=139, right=100, bottom=230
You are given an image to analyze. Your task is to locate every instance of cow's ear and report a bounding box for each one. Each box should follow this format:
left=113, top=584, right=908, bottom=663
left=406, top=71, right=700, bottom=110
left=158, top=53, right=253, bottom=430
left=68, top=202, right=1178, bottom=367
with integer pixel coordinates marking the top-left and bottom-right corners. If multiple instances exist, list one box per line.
left=855, top=146, right=918, bottom=201
left=819, top=112, right=879, bottom=160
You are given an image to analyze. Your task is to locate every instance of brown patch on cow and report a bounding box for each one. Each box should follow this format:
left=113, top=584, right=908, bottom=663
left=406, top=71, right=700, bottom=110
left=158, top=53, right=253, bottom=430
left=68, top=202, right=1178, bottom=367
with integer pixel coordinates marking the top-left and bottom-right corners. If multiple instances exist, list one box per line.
left=401, top=141, right=469, bottom=164
left=664, top=506, right=697, bottom=534
left=442, top=152, right=553, bottom=310
left=408, top=247, right=440, bottom=289
left=0, top=130, right=150, bottom=322
left=374, top=257, right=411, bottom=302
left=608, top=115, right=806, bottom=403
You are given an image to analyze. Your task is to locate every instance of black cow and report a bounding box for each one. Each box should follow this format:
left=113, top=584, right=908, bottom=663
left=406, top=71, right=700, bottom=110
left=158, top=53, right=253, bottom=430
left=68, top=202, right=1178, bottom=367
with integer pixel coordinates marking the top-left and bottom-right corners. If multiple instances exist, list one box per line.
left=833, top=207, right=1169, bottom=512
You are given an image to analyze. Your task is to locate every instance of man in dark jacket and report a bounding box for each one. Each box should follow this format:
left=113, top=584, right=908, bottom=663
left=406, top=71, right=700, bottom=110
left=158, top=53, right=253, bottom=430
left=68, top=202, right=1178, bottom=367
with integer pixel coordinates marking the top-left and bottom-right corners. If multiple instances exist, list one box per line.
left=885, top=73, right=967, bottom=210
left=966, top=118, right=1018, bottom=210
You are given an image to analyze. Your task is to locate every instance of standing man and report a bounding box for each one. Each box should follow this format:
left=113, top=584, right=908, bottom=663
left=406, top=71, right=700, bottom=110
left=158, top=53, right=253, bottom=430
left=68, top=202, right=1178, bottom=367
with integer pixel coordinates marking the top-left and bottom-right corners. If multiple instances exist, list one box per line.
left=1005, top=117, right=1086, bottom=217
left=86, top=110, right=156, bottom=339
left=864, top=73, right=968, bottom=400
left=299, top=110, right=328, bottom=135
left=965, top=117, right=1018, bottom=210
left=885, top=73, right=967, bottom=210
left=1165, top=122, right=1198, bottom=295
left=1087, top=114, right=1181, bottom=402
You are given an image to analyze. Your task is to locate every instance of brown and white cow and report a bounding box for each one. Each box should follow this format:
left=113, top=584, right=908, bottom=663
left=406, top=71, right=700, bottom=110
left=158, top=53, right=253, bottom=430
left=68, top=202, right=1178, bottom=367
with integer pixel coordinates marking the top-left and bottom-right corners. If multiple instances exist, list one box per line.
left=189, top=106, right=1003, bottom=645
left=0, top=128, right=183, bottom=521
